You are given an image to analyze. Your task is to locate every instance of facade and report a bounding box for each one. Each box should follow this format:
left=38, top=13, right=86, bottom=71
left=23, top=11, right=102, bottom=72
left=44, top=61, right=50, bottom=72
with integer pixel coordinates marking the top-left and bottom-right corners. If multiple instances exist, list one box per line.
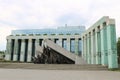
left=82, top=16, right=118, bottom=68
left=5, top=26, right=85, bottom=62
left=5, top=16, right=118, bottom=68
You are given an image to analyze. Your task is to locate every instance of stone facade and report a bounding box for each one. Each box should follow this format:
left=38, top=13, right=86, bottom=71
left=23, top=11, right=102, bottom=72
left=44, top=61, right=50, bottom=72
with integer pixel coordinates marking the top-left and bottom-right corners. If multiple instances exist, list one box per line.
left=5, top=26, right=84, bottom=62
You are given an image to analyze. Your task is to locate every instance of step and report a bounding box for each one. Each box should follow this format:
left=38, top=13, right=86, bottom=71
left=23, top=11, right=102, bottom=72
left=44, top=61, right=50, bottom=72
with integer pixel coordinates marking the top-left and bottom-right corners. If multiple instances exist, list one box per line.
left=0, top=63, right=108, bottom=70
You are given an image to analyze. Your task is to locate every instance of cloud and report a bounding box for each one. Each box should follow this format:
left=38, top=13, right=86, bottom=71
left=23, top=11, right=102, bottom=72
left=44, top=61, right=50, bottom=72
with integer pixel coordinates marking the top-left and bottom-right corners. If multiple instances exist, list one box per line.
left=0, top=0, right=120, bottom=50
left=0, top=0, right=92, bottom=28
left=0, top=23, right=17, bottom=50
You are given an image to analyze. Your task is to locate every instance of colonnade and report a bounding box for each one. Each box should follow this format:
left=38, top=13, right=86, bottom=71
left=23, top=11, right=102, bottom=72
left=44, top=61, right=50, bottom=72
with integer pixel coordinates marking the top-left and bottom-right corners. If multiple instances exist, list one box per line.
left=82, top=16, right=118, bottom=68
left=5, top=37, right=82, bottom=62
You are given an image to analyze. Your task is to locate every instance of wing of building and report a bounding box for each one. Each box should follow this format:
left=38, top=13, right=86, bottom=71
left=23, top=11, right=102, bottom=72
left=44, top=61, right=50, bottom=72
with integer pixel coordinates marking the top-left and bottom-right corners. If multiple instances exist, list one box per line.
left=5, top=26, right=85, bottom=63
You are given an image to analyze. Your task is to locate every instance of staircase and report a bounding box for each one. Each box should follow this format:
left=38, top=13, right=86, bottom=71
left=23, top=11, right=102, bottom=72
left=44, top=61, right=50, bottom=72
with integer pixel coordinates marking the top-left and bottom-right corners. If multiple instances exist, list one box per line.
left=0, top=63, right=108, bottom=70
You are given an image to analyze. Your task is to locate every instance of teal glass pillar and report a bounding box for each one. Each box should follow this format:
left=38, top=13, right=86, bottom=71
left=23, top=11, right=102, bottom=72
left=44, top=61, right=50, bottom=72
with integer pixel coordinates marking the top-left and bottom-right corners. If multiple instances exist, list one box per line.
left=97, top=29, right=101, bottom=64
left=95, top=28, right=101, bottom=64
left=100, top=23, right=108, bottom=66
left=89, top=33, right=91, bottom=64
left=93, top=31, right=96, bottom=64
left=87, top=34, right=90, bottom=64
left=107, top=22, right=118, bottom=68
left=95, top=29, right=99, bottom=64
left=86, top=34, right=88, bottom=63
left=85, top=35, right=87, bottom=61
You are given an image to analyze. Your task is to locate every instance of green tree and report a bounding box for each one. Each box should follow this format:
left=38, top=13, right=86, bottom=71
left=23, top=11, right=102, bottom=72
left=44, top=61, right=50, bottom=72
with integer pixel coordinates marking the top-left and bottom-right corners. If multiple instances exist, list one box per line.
left=117, top=37, right=120, bottom=63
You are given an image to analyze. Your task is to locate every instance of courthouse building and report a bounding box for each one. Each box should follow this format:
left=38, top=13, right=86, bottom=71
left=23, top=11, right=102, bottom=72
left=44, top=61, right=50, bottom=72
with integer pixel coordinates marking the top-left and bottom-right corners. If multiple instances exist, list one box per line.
left=5, top=16, right=118, bottom=68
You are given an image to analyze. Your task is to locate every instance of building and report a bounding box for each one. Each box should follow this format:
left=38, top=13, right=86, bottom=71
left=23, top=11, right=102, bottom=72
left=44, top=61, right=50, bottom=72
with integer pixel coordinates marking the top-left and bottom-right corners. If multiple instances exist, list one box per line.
left=5, top=26, right=85, bottom=62
left=5, top=16, right=118, bottom=68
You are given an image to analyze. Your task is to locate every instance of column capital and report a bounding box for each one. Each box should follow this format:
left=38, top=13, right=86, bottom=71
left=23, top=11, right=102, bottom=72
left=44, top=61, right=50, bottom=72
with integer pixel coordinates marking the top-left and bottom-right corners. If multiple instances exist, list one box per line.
left=100, top=22, right=107, bottom=30
left=14, top=39, right=18, bottom=41
left=95, top=27, right=100, bottom=33
left=81, top=37, right=84, bottom=40
left=91, top=31, right=94, bottom=36
left=28, top=39, right=32, bottom=42
left=58, top=38, right=62, bottom=47
left=7, top=39, right=12, bottom=42
left=86, top=34, right=90, bottom=38
left=67, top=37, right=70, bottom=39
left=108, top=19, right=115, bottom=25
left=21, top=39, right=25, bottom=41
left=84, top=35, right=87, bottom=40
left=100, top=24, right=103, bottom=30
left=75, top=38, right=79, bottom=40
left=36, top=39, right=39, bottom=42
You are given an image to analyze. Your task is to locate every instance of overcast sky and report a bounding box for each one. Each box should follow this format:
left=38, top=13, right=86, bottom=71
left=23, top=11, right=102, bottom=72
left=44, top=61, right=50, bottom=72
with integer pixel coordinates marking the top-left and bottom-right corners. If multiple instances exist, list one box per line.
left=0, top=0, right=120, bottom=50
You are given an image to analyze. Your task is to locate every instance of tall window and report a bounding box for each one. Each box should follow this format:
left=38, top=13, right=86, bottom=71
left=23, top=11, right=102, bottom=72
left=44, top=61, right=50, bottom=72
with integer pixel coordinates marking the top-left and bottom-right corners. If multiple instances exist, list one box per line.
left=70, top=39, right=75, bottom=53
left=78, top=39, right=82, bottom=56
left=62, top=39, right=67, bottom=49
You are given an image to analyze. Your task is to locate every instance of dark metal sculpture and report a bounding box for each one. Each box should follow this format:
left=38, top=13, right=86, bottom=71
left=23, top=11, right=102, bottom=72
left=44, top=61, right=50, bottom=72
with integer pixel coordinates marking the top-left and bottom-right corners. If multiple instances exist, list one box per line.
left=33, top=46, right=75, bottom=64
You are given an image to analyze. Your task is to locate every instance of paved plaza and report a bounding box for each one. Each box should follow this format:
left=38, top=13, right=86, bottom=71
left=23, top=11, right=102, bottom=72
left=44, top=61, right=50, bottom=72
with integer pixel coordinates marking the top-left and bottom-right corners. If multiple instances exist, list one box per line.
left=0, top=69, right=120, bottom=80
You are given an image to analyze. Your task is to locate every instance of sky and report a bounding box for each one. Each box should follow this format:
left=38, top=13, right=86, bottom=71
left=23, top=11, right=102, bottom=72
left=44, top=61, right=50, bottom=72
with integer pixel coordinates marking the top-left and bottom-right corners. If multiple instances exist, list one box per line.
left=0, top=0, right=120, bottom=50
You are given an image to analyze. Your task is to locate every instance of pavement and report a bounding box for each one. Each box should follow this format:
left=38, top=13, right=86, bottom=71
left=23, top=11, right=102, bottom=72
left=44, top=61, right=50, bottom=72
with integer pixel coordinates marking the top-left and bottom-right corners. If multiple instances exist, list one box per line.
left=0, top=69, right=120, bottom=80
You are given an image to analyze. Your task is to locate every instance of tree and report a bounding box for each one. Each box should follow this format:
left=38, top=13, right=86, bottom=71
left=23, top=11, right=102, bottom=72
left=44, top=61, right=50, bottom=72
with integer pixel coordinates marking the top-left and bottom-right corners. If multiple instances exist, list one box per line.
left=117, top=37, right=120, bottom=63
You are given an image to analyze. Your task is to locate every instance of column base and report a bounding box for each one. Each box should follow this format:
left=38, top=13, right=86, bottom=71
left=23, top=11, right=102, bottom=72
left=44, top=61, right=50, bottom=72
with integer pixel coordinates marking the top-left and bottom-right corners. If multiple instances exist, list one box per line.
left=27, top=55, right=32, bottom=62
left=13, top=54, right=17, bottom=61
left=20, top=54, right=24, bottom=62
left=5, top=54, right=10, bottom=61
